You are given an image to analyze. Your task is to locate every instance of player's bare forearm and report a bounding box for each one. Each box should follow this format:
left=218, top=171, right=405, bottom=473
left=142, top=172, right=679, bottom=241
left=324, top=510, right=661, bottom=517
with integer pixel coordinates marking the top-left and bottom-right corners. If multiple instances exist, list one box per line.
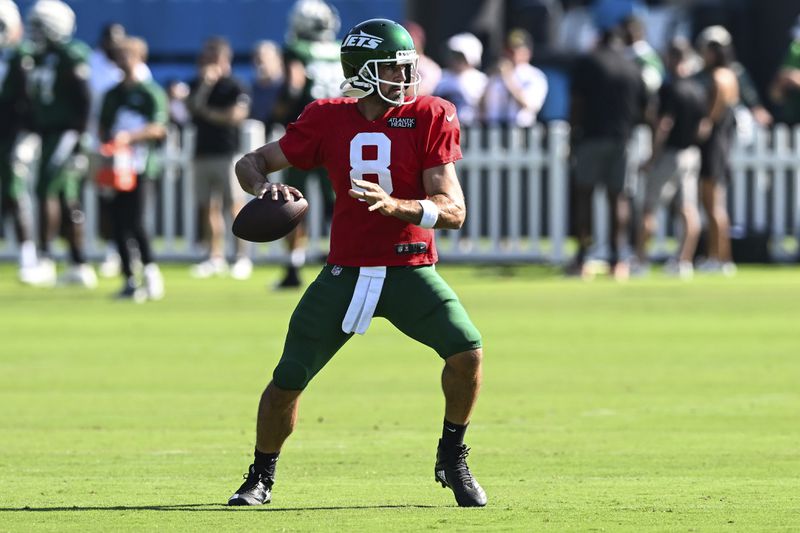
left=348, top=164, right=465, bottom=227
left=234, top=141, right=298, bottom=199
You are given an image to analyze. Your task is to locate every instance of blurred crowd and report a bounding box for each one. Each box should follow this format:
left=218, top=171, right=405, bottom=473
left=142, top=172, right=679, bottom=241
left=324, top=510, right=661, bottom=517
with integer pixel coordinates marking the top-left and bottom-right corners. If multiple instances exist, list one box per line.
left=2, top=0, right=800, bottom=298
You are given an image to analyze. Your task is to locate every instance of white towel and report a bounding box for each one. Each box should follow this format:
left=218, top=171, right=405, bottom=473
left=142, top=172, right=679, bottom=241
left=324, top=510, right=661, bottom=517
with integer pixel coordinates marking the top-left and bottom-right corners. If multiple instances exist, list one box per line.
left=342, top=266, right=387, bottom=335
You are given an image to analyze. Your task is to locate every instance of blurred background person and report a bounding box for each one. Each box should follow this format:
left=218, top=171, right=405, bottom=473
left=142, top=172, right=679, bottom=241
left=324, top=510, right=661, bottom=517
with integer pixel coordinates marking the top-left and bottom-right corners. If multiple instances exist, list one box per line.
left=620, top=15, right=664, bottom=100
left=0, top=0, right=39, bottom=283
left=249, top=40, right=284, bottom=135
left=569, top=26, right=646, bottom=281
left=405, top=20, right=441, bottom=97
left=98, top=36, right=167, bottom=300
left=270, top=0, right=341, bottom=289
left=634, top=38, right=706, bottom=280
left=88, top=22, right=153, bottom=279
left=23, top=0, right=96, bottom=287
left=434, top=32, right=487, bottom=127
left=188, top=36, right=252, bottom=280
left=770, top=15, right=800, bottom=126
left=166, top=79, right=191, bottom=129
left=694, top=26, right=739, bottom=276
left=481, top=28, right=548, bottom=127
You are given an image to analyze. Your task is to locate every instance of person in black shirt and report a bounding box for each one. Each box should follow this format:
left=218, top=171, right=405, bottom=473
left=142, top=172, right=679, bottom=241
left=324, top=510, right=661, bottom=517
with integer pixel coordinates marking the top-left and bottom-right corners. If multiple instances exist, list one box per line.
left=569, top=28, right=646, bottom=280
left=188, top=37, right=253, bottom=280
left=634, top=38, right=707, bottom=279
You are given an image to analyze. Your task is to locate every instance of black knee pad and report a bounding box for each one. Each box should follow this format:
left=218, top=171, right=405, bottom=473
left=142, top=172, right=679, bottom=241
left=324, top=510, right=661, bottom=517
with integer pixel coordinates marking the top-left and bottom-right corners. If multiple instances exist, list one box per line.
left=272, top=359, right=309, bottom=390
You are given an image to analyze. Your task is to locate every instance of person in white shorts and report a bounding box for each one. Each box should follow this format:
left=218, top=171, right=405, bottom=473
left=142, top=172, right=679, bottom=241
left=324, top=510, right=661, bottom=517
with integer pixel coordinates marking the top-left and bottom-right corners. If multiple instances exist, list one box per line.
left=635, top=39, right=707, bottom=279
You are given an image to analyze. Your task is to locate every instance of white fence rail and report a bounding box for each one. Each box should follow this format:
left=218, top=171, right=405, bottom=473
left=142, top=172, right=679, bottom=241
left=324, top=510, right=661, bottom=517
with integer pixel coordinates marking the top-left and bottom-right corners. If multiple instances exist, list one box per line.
left=2, top=121, right=799, bottom=263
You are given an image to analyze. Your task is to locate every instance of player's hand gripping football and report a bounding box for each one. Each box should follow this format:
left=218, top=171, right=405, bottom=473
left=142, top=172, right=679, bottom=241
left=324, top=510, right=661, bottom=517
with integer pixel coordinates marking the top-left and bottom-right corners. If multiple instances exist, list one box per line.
left=348, top=179, right=397, bottom=216
left=253, top=182, right=304, bottom=202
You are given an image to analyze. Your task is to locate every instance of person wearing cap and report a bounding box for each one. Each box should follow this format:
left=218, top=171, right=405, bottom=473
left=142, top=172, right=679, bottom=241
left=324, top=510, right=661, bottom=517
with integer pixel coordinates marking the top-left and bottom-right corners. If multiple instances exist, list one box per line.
left=433, top=32, right=487, bottom=127
left=481, top=28, right=548, bottom=128
left=694, top=25, right=739, bottom=276
left=770, top=16, right=800, bottom=126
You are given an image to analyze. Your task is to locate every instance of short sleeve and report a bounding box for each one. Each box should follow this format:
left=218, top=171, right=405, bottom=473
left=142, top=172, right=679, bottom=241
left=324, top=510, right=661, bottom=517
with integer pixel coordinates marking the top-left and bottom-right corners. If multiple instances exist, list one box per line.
left=145, top=83, right=169, bottom=125
left=278, top=101, right=325, bottom=170
left=423, top=100, right=462, bottom=169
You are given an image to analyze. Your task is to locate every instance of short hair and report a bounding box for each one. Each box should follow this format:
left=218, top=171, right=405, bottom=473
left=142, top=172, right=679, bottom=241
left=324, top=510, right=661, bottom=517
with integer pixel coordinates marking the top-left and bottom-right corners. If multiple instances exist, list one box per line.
left=121, top=36, right=148, bottom=62
left=667, top=36, right=692, bottom=63
left=204, top=36, right=232, bottom=60
left=506, top=28, right=532, bottom=50
left=252, top=39, right=279, bottom=58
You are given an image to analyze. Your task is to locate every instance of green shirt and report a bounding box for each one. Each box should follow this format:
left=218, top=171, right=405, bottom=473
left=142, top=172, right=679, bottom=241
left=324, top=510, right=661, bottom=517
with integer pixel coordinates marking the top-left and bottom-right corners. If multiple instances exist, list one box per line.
left=284, top=38, right=342, bottom=102
left=21, top=39, right=91, bottom=133
left=99, top=79, right=168, bottom=178
left=780, top=40, right=800, bottom=125
left=0, top=47, right=27, bottom=136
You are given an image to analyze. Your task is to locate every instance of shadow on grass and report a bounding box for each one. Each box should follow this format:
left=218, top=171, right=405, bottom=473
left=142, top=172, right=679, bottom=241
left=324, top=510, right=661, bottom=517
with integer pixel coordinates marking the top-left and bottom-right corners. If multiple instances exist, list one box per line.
left=1, top=503, right=441, bottom=512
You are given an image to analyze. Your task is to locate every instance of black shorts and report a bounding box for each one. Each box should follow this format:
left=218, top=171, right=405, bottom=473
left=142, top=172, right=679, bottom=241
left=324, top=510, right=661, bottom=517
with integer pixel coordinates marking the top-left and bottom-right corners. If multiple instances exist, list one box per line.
left=700, top=110, right=735, bottom=182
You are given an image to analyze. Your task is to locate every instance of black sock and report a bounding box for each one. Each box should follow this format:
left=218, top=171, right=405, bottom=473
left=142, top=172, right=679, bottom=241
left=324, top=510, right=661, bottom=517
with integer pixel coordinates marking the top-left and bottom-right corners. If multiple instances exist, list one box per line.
left=253, top=449, right=279, bottom=479
left=441, top=419, right=468, bottom=449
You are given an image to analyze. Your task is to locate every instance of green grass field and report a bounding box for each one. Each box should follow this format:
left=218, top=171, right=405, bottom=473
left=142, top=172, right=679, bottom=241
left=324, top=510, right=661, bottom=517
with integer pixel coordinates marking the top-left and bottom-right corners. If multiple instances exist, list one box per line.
left=1, top=263, right=799, bottom=532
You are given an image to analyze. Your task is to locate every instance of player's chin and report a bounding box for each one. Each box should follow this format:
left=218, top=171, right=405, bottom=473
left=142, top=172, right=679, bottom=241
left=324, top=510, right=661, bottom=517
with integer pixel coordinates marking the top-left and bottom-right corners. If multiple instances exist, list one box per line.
left=387, top=89, right=405, bottom=106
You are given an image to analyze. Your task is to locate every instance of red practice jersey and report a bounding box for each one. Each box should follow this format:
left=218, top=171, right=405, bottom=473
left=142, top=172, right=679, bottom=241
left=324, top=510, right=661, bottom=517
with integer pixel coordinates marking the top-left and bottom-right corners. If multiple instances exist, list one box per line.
left=278, top=95, right=462, bottom=267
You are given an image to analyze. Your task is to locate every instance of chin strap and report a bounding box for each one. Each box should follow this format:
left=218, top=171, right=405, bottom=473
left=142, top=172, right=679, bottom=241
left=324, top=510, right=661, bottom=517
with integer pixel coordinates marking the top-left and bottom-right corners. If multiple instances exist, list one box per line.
left=340, top=76, right=374, bottom=98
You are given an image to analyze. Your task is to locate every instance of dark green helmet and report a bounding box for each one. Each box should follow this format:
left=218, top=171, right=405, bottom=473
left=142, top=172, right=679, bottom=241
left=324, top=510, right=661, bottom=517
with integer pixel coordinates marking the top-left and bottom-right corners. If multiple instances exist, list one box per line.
left=340, top=18, right=420, bottom=105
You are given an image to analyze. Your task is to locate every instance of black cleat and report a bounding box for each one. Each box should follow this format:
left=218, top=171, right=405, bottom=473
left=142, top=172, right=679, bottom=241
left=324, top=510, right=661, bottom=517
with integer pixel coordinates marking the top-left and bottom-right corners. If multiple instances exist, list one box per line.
left=273, top=268, right=301, bottom=290
left=228, top=465, right=273, bottom=506
left=434, top=440, right=487, bottom=507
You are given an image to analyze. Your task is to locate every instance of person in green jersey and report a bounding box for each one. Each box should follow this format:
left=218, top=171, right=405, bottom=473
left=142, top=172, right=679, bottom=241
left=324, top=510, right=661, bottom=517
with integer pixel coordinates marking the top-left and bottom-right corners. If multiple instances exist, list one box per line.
left=98, top=36, right=167, bottom=301
left=771, top=16, right=800, bottom=126
left=0, top=0, right=40, bottom=283
left=22, top=0, right=96, bottom=287
left=271, top=0, right=342, bottom=289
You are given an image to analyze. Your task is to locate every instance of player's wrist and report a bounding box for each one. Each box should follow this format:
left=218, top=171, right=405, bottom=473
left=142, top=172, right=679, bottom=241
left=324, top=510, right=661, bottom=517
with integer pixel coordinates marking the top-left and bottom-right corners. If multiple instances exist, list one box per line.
left=417, top=199, right=439, bottom=229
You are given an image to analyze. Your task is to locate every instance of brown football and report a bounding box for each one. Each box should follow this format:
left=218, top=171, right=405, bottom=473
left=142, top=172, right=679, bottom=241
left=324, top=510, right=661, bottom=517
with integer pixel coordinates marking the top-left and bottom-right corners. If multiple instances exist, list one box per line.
left=232, top=196, right=309, bottom=242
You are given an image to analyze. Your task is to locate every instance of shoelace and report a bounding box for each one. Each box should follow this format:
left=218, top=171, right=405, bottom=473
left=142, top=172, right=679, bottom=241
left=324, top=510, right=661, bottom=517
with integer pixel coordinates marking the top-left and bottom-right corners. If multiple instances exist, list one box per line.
left=241, top=469, right=273, bottom=490
left=449, top=446, right=475, bottom=487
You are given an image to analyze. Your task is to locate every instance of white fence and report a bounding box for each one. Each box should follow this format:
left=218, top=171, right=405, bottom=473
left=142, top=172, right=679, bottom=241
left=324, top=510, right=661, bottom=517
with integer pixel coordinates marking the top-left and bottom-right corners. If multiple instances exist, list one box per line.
left=2, top=121, right=799, bottom=263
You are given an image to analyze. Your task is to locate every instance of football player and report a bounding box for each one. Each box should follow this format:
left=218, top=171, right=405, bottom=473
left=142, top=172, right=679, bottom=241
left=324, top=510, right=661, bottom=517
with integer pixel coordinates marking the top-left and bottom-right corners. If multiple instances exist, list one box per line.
left=0, top=0, right=39, bottom=282
left=271, top=0, right=342, bottom=288
left=228, top=19, right=487, bottom=508
left=21, top=0, right=96, bottom=287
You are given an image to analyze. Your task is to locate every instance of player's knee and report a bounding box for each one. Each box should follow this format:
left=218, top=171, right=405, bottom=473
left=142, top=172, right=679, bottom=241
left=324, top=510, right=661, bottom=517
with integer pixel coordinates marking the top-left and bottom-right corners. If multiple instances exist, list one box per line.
left=272, top=359, right=309, bottom=390
left=445, top=348, right=482, bottom=375
left=263, top=380, right=302, bottom=408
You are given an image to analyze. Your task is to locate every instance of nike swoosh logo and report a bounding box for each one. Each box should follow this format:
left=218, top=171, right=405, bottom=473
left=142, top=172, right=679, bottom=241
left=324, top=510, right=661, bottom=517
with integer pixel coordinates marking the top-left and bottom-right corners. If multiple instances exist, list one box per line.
left=446, top=113, right=455, bottom=122
left=446, top=427, right=457, bottom=432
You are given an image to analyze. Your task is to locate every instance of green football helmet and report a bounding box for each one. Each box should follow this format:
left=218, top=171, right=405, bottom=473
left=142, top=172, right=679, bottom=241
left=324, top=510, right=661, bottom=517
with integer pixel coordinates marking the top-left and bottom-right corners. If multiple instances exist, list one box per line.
left=340, top=18, right=420, bottom=106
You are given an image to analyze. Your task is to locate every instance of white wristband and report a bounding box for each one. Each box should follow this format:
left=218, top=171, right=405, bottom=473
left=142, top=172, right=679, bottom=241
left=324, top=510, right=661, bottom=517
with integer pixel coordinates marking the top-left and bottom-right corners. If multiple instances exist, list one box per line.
left=417, top=199, right=439, bottom=229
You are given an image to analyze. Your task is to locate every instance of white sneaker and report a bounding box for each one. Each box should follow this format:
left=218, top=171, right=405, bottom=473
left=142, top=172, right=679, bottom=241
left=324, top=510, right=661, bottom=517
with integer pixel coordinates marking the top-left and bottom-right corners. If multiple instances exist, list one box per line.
left=664, top=259, right=694, bottom=280
left=190, top=257, right=228, bottom=279
left=19, top=264, right=50, bottom=286
left=629, top=259, right=651, bottom=278
left=143, top=263, right=165, bottom=300
left=60, top=264, right=98, bottom=289
left=28, top=258, right=57, bottom=287
left=696, top=259, right=721, bottom=274
left=230, top=257, right=253, bottom=280
left=99, top=252, right=121, bottom=278
left=721, top=262, right=737, bottom=277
